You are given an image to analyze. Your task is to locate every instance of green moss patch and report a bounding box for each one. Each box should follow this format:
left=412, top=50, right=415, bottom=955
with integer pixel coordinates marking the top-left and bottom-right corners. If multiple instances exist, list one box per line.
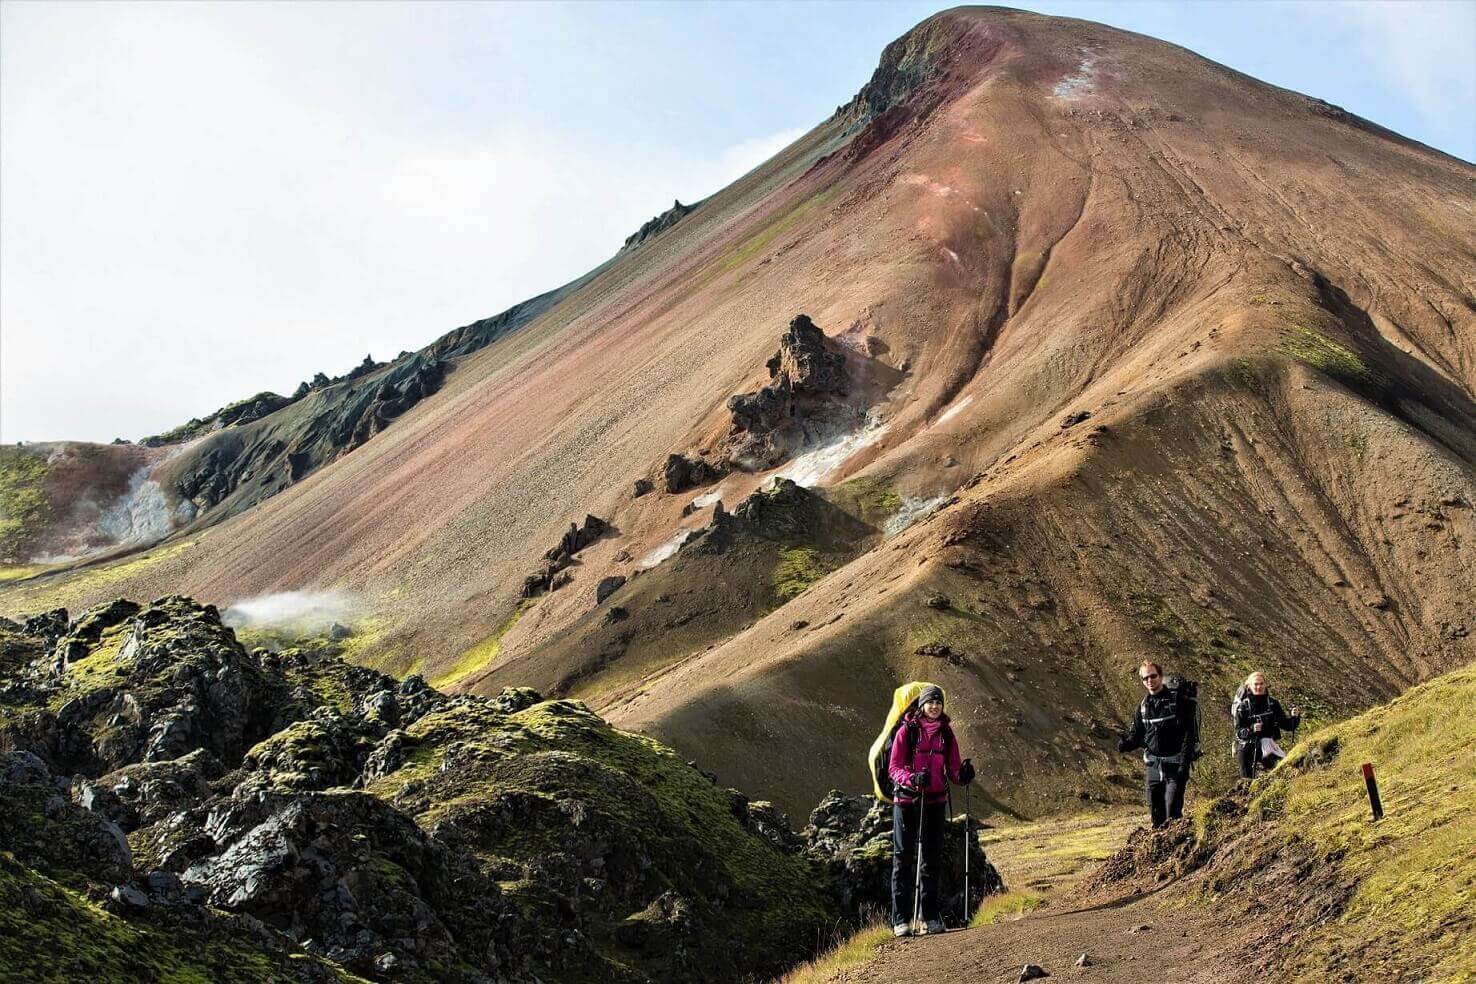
left=968, top=889, right=1045, bottom=927
left=0, top=447, right=50, bottom=562
left=1252, top=663, right=1476, bottom=981
left=432, top=601, right=532, bottom=689
left=364, top=696, right=836, bottom=979
left=1279, top=325, right=1387, bottom=391
left=777, top=922, right=891, bottom=984
left=773, top=546, right=832, bottom=600
left=827, top=476, right=903, bottom=527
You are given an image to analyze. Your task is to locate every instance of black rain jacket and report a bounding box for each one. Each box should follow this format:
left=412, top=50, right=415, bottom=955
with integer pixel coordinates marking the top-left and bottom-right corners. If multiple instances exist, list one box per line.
left=1234, top=693, right=1300, bottom=743
left=1118, top=688, right=1195, bottom=759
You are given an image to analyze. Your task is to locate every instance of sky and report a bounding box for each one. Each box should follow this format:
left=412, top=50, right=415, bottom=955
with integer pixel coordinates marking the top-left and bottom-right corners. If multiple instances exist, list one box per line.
left=2, top=1, right=1472, bottom=444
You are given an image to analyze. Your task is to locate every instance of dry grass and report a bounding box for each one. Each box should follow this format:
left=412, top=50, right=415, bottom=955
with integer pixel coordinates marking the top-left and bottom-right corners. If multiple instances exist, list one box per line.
left=776, top=922, right=891, bottom=984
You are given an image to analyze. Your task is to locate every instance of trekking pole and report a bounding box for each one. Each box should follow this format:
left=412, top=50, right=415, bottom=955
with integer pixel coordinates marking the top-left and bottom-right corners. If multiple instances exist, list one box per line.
left=963, top=783, right=971, bottom=925
left=912, top=791, right=926, bottom=930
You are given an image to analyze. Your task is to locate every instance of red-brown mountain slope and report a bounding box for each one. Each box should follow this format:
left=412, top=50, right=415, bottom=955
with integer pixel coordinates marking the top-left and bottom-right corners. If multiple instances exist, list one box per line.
left=5, top=7, right=1473, bottom=817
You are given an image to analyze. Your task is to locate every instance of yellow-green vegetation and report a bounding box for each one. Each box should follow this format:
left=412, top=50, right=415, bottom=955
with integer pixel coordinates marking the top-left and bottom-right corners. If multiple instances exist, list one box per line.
left=719, top=186, right=838, bottom=273
left=362, top=696, right=836, bottom=977
left=0, top=537, right=196, bottom=614
left=332, top=614, right=391, bottom=667
left=0, top=852, right=364, bottom=983
left=1242, top=662, right=1476, bottom=982
left=46, top=624, right=134, bottom=711
left=978, top=808, right=1141, bottom=897
left=968, top=889, right=1045, bottom=927
left=0, top=564, right=43, bottom=582
left=0, top=446, right=50, bottom=561
left=776, top=922, right=891, bottom=984
left=1279, top=325, right=1387, bottom=390
left=431, top=601, right=531, bottom=689
left=774, top=545, right=831, bottom=600
left=827, top=475, right=903, bottom=527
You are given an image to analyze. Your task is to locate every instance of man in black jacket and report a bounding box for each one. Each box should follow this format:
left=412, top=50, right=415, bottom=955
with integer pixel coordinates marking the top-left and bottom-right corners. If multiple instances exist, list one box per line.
left=1117, top=660, right=1198, bottom=827
left=1232, top=671, right=1301, bottom=777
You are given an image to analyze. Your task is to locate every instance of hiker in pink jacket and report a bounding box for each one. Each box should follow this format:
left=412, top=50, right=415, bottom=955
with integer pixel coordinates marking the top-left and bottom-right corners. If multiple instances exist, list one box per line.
left=887, top=685, right=975, bottom=936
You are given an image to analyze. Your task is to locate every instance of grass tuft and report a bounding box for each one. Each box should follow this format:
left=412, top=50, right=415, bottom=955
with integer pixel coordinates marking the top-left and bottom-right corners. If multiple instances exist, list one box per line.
left=969, top=889, right=1045, bottom=927
left=776, top=922, right=892, bottom=984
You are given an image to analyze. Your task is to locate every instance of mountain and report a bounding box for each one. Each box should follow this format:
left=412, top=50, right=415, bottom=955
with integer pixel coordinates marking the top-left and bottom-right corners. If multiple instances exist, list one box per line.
left=3, top=6, right=1473, bottom=823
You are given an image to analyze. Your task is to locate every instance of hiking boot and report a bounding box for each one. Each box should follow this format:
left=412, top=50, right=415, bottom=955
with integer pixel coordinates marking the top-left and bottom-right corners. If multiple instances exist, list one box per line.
left=892, top=922, right=913, bottom=938
left=922, top=919, right=946, bottom=935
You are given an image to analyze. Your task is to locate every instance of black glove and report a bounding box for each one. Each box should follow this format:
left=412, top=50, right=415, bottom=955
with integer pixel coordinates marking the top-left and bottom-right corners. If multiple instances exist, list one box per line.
left=909, top=771, right=928, bottom=791
left=958, top=759, right=976, bottom=785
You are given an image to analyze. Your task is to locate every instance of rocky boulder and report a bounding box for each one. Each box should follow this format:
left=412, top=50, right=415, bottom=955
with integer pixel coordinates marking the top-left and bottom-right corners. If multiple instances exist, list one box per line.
left=0, top=751, right=133, bottom=884
left=181, top=790, right=534, bottom=977
left=803, top=790, right=1004, bottom=926
left=662, top=453, right=726, bottom=494
left=773, top=314, right=848, bottom=395
left=723, top=315, right=860, bottom=471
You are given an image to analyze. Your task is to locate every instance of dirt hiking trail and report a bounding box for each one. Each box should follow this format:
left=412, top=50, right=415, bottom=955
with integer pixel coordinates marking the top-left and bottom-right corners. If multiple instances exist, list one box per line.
left=846, top=891, right=1226, bottom=983
left=812, top=809, right=1240, bottom=984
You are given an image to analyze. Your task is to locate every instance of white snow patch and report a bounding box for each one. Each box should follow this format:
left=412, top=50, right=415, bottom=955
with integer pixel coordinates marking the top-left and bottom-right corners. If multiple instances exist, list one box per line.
left=222, top=590, right=362, bottom=636
left=690, top=487, right=724, bottom=510
left=884, top=495, right=950, bottom=537
left=772, top=417, right=890, bottom=488
left=934, top=395, right=974, bottom=426
left=639, top=529, right=697, bottom=570
left=1054, top=56, right=1097, bottom=99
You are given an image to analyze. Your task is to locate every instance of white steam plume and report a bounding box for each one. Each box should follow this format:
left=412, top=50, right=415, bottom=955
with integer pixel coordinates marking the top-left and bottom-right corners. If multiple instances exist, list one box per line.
left=221, top=589, right=362, bottom=637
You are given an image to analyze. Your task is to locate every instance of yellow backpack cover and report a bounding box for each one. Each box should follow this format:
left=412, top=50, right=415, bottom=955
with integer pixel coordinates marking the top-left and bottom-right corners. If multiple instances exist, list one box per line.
left=868, top=680, right=944, bottom=803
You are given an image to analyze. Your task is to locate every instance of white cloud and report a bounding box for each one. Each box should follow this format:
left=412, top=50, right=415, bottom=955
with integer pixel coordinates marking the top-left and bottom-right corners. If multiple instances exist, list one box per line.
left=0, top=4, right=813, bottom=443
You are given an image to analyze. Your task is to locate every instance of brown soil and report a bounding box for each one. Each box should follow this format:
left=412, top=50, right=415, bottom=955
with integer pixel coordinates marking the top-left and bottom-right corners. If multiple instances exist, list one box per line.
left=845, top=893, right=1228, bottom=984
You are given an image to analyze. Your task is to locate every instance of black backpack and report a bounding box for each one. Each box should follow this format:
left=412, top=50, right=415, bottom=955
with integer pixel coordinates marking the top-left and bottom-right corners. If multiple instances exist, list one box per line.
left=1150, top=675, right=1201, bottom=761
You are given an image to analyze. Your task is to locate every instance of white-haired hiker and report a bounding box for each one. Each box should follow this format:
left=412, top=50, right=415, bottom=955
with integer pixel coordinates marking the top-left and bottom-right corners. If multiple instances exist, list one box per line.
left=1232, top=671, right=1300, bottom=777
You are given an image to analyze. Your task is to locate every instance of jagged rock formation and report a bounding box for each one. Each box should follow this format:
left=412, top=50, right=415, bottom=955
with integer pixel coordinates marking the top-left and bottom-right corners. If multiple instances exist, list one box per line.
left=623, top=199, right=699, bottom=250
left=724, top=314, right=859, bottom=471
left=140, top=391, right=296, bottom=448
left=522, top=514, right=609, bottom=598
left=166, top=353, right=448, bottom=513
left=660, top=452, right=726, bottom=494
left=1, top=596, right=976, bottom=981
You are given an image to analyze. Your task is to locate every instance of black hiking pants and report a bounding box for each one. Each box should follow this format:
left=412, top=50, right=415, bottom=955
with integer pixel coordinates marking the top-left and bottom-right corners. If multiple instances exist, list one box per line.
left=891, top=799, right=945, bottom=925
left=1146, top=763, right=1188, bottom=828
left=1237, top=741, right=1285, bottom=778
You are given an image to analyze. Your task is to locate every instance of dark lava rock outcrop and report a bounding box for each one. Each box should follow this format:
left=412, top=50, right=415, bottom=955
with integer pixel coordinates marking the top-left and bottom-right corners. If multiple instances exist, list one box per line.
left=1, top=595, right=958, bottom=982
left=623, top=199, right=699, bottom=250
left=167, top=353, right=447, bottom=513
left=723, top=315, right=859, bottom=471
left=662, top=452, right=726, bottom=494
left=141, top=391, right=298, bottom=448
left=803, top=790, right=1003, bottom=927
left=522, top=514, right=610, bottom=598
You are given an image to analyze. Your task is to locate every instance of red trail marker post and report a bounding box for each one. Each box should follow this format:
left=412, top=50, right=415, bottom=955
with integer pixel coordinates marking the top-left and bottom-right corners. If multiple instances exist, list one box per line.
left=1361, top=762, right=1384, bottom=821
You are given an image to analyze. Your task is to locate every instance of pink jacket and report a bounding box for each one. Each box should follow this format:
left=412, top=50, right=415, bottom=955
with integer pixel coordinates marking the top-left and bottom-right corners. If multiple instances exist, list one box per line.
left=888, top=712, right=963, bottom=804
